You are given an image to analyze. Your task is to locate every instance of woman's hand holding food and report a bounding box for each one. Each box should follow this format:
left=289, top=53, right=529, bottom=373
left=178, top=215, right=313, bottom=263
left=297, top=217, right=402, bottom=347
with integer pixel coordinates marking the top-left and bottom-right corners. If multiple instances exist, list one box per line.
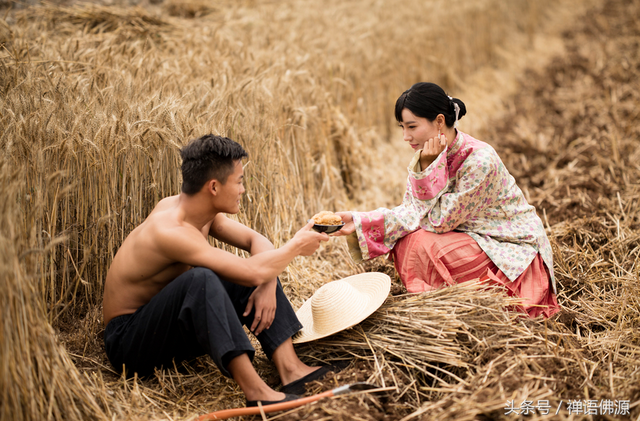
left=332, top=211, right=355, bottom=236
left=419, top=133, right=447, bottom=169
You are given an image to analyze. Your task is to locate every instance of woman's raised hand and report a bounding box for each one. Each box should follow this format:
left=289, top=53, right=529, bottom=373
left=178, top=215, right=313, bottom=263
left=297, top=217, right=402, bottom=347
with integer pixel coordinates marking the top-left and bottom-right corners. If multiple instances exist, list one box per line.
left=420, top=133, right=447, bottom=169
left=332, top=211, right=355, bottom=236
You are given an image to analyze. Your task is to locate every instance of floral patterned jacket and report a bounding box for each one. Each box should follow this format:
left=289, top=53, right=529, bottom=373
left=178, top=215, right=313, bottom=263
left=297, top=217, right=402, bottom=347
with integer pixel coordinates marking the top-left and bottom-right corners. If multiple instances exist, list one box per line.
left=350, top=131, right=556, bottom=294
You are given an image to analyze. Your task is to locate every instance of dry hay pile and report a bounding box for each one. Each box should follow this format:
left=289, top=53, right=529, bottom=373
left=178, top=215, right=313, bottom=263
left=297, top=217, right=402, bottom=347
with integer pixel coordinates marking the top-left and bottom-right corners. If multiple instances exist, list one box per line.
left=2, top=0, right=640, bottom=420
left=290, top=283, right=548, bottom=420
left=32, top=2, right=169, bottom=35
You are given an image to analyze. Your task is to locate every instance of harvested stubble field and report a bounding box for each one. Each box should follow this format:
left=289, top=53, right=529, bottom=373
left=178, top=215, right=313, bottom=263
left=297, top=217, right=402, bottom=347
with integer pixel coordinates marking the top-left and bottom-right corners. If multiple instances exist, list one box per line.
left=1, top=0, right=639, bottom=420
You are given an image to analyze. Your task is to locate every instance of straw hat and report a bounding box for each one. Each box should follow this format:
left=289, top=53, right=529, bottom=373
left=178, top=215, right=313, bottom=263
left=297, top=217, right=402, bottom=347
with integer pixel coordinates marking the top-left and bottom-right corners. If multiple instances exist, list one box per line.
left=292, top=272, right=391, bottom=343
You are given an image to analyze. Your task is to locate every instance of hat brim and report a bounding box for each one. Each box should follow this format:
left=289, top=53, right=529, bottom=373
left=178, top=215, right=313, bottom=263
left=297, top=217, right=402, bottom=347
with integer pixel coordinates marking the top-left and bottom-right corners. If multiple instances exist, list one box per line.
left=292, top=272, right=391, bottom=344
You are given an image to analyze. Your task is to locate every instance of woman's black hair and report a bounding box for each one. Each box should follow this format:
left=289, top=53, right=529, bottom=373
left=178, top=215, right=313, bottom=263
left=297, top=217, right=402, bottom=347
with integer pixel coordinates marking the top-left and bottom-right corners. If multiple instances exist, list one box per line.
left=394, top=82, right=467, bottom=127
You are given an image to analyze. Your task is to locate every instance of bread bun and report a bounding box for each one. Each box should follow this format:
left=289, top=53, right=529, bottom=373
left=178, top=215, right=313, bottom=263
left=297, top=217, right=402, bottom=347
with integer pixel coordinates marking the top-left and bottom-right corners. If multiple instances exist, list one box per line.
left=312, top=211, right=342, bottom=225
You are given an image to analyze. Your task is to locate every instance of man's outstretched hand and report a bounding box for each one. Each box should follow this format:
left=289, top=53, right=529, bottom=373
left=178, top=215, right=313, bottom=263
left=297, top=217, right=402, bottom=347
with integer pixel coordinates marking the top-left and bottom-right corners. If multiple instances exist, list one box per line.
left=292, top=220, right=330, bottom=255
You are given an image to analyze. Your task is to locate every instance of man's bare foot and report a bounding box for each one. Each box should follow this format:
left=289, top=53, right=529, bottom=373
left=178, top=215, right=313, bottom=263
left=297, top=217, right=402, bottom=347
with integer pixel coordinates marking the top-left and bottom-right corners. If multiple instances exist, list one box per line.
left=246, top=392, right=300, bottom=407
left=243, top=388, right=286, bottom=402
left=280, top=366, right=334, bottom=395
left=229, top=353, right=289, bottom=403
left=280, top=364, right=322, bottom=387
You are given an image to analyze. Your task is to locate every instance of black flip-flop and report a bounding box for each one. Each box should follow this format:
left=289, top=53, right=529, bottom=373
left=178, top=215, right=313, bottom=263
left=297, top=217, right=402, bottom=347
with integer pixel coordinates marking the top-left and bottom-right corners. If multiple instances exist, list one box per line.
left=246, top=393, right=300, bottom=407
left=280, top=365, right=335, bottom=395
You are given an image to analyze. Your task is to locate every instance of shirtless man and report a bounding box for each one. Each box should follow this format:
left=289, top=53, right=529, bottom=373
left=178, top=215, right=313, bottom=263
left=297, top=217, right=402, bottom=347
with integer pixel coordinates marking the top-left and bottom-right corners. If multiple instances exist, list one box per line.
left=103, top=134, right=331, bottom=406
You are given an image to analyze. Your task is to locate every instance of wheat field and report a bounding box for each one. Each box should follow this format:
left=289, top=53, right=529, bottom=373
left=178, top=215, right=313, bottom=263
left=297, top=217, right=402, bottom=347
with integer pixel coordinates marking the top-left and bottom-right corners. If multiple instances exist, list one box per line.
left=2, top=0, right=639, bottom=419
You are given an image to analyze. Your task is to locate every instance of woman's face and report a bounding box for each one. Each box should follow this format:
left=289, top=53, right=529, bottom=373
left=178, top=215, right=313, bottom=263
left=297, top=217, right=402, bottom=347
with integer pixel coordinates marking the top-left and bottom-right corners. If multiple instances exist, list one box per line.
left=398, top=108, right=440, bottom=152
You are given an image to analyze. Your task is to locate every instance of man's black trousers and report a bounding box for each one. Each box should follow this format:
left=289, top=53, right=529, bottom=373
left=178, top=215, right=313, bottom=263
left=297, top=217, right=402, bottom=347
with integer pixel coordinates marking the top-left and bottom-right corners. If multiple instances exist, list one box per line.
left=104, top=267, right=303, bottom=378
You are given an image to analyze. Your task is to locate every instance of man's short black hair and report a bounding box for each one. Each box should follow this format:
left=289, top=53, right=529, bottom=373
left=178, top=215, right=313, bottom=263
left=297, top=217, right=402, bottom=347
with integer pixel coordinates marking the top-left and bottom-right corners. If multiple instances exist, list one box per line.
left=180, top=134, right=248, bottom=195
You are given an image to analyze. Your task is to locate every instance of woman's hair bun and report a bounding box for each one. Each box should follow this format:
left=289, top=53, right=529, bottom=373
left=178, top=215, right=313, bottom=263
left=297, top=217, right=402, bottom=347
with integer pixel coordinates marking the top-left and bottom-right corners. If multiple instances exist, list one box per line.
left=451, top=98, right=467, bottom=120
left=395, top=82, right=467, bottom=128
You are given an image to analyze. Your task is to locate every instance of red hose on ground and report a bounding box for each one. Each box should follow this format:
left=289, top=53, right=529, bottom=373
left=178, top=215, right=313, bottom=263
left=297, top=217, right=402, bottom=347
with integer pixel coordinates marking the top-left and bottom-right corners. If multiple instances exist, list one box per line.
left=198, top=390, right=334, bottom=420
left=198, top=383, right=380, bottom=420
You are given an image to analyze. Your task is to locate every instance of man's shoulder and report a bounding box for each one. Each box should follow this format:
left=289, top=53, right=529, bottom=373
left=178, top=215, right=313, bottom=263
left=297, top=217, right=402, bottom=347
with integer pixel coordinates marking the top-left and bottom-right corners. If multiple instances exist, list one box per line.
left=149, top=195, right=180, bottom=215
left=127, top=202, right=194, bottom=251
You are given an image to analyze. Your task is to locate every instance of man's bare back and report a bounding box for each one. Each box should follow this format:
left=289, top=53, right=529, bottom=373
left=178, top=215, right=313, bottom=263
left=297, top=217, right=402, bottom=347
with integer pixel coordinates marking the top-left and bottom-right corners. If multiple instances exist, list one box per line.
left=103, top=196, right=206, bottom=325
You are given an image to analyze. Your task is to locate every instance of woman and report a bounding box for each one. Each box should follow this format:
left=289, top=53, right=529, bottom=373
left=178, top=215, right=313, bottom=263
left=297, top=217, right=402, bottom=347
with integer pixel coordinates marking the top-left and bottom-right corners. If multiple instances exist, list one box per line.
left=335, top=82, right=559, bottom=318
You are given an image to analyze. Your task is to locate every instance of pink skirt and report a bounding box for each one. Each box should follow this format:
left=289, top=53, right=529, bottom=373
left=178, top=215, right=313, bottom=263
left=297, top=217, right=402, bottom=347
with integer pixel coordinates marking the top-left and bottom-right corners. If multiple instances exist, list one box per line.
left=391, top=230, right=560, bottom=318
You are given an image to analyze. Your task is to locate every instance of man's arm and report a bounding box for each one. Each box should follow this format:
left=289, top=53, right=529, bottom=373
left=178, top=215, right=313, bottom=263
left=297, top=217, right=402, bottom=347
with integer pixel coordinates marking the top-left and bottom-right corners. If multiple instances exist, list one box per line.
left=157, top=219, right=326, bottom=287
left=209, top=213, right=275, bottom=256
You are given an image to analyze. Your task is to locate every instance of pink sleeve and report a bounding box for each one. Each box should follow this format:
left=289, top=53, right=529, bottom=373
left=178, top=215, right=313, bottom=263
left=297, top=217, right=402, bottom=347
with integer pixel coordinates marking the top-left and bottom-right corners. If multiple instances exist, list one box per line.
left=352, top=210, right=392, bottom=260
left=350, top=151, right=451, bottom=261
left=409, top=153, right=448, bottom=200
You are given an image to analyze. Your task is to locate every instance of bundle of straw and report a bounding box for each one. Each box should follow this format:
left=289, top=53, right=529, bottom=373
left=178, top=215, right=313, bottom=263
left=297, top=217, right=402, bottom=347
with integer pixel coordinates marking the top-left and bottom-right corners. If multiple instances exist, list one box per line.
left=0, top=167, right=107, bottom=421
left=31, top=2, right=169, bottom=35
left=297, top=282, right=523, bottom=399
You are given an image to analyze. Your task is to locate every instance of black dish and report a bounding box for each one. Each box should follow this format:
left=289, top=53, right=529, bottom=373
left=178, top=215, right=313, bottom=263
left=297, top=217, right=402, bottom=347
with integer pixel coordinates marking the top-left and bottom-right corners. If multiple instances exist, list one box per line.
left=312, top=222, right=345, bottom=234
